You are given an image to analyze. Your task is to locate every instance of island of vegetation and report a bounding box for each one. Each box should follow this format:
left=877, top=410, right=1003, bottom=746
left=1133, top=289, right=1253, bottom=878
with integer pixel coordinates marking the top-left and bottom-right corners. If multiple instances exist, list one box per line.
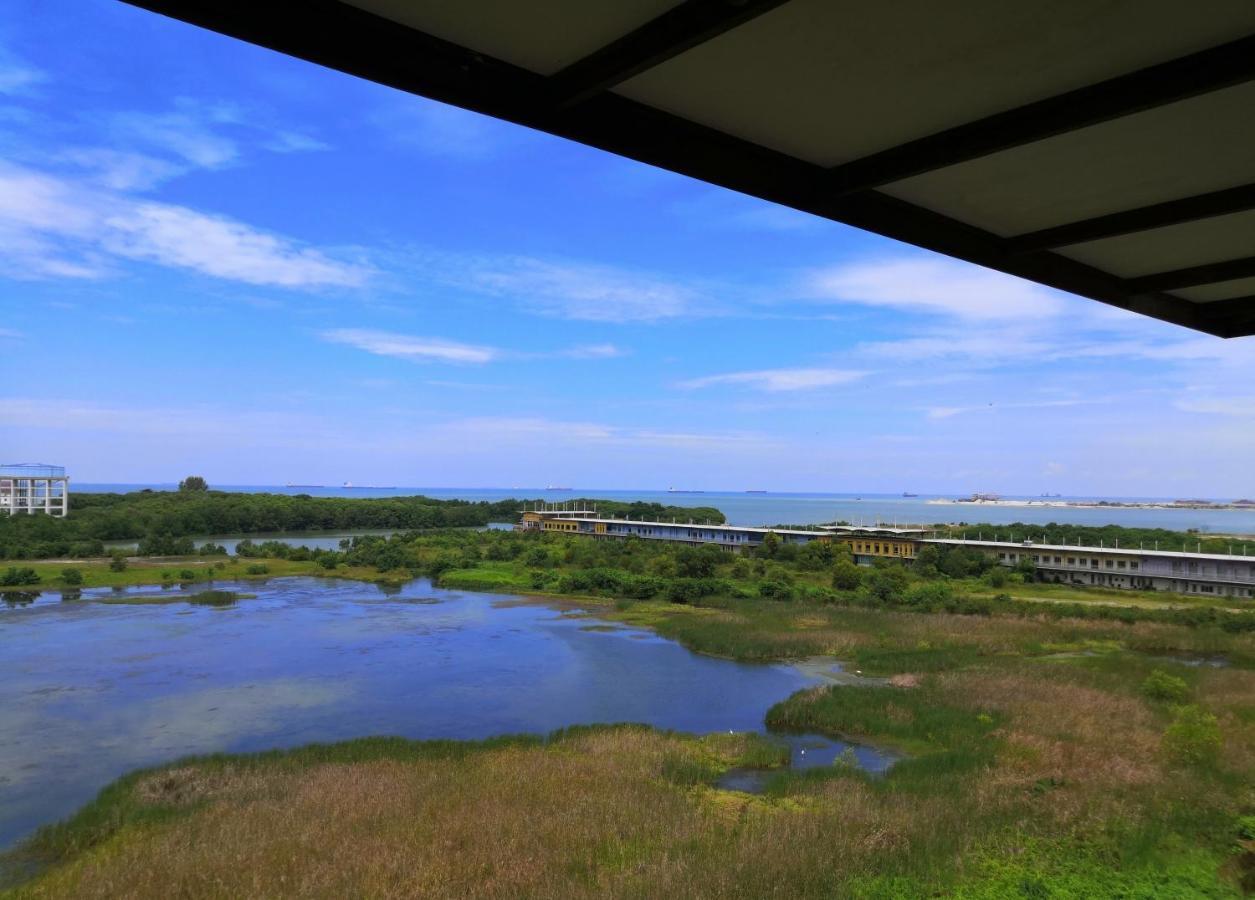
left=2, top=491, right=1252, bottom=897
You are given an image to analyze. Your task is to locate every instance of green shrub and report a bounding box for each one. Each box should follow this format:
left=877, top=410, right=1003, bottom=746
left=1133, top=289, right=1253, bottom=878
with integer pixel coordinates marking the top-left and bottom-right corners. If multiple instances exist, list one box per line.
left=108, top=554, right=128, bottom=572
left=1237, top=814, right=1255, bottom=841
left=245, top=563, right=270, bottom=576
left=59, top=567, right=83, bottom=586
left=178, top=569, right=196, bottom=581
left=1, top=566, right=41, bottom=586
left=189, top=590, right=241, bottom=607
left=831, top=559, right=863, bottom=590
left=902, top=580, right=953, bottom=610
left=1162, top=705, right=1221, bottom=767
left=757, top=579, right=794, bottom=601
left=1140, top=670, right=1190, bottom=703
left=865, top=561, right=909, bottom=604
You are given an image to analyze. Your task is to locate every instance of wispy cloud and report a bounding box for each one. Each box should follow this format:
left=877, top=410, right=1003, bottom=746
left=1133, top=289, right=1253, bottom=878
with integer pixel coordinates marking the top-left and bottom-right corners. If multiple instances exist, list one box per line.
left=53, top=147, right=187, bottom=192
left=554, top=343, right=626, bottom=359
left=1175, top=396, right=1255, bottom=417
left=428, top=416, right=780, bottom=452
left=110, top=102, right=243, bottom=169
left=0, top=46, right=44, bottom=96
left=678, top=367, right=866, bottom=392
left=925, top=398, right=1101, bottom=420
left=321, top=328, right=498, bottom=364
left=462, top=256, right=703, bottom=323
left=263, top=130, right=330, bottom=154
left=807, top=257, right=1063, bottom=320
left=0, top=162, right=371, bottom=287
left=101, top=100, right=329, bottom=173
left=322, top=329, right=628, bottom=365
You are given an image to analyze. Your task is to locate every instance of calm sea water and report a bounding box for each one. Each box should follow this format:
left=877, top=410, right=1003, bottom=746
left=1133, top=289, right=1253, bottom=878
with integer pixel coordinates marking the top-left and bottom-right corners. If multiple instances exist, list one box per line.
left=79, top=484, right=1255, bottom=533
left=0, top=578, right=892, bottom=848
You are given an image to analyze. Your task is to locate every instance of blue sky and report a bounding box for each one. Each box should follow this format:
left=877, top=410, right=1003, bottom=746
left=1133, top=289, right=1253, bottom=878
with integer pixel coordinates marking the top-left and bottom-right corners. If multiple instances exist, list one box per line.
left=3, top=1, right=1254, bottom=495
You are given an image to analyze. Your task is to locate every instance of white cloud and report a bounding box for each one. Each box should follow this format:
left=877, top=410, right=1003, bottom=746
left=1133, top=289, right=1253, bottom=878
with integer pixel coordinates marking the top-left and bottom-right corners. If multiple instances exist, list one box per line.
left=111, top=105, right=242, bottom=169
left=87, top=100, right=328, bottom=179
left=466, top=256, right=701, bottom=322
left=102, top=202, right=368, bottom=287
left=807, top=257, right=1064, bottom=320
left=263, top=131, right=330, bottom=154
left=321, top=328, right=497, bottom=364
left=925, top=398, right=1100, bottom=420
left=0, top=46, right=44, bottom=96
left=54, top=147, right=187, bottom=191
left=322, top=330, right=628, bottom=365
left=0, top=162, right=370, bottom=288
left=678, top=367, right=866, bottom=392
left=427, top=416, right=780, bottom=452
left=1175, top=396, right=1255, bottom=417
left=556, top=343, right=626, bottom=359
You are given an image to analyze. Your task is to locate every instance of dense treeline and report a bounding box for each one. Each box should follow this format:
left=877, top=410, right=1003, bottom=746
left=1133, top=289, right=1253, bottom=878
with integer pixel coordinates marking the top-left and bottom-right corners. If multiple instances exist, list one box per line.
left=235, top=529, right=1255, bottom=633
left=935, top=521, right=1255, bottom=554
left=0, top=491, right=523, bottom=559
left=0, top=491, right=727, bottom=560
left=550, top=499, right=726, bottom=523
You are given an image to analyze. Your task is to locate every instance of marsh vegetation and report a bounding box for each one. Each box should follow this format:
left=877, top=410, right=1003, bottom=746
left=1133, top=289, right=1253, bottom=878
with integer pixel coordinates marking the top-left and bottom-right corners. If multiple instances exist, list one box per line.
left=3, top=525, right=1253, bottom=896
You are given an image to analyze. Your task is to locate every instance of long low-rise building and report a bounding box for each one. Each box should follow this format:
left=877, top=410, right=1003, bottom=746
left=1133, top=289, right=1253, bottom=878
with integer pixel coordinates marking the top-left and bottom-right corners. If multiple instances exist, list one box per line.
left=929, top=539, right=1255, bottom=599
left=518, top=507, right=1255, bottom=599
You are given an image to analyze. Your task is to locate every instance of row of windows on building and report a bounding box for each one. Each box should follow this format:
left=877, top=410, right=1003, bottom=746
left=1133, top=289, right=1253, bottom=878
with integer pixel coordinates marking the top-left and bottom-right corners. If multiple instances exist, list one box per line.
left=1000, top=552, right=1140, bottom=571
left=848, top=541, right=914, bottom=556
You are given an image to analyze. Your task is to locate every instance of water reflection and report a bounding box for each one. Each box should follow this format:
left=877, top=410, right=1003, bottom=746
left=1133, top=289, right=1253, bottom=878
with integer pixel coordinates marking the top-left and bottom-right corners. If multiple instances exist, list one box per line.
left=0, top=577, right=881, bottom=847
left=1, top=592, right=37, bottom=609
left=716, top=733, right=899, bottom=794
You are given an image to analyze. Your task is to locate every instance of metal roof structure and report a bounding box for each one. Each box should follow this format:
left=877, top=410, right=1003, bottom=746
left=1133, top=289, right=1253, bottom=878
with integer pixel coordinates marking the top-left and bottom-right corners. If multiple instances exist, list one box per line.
left=930, top=538, right=1255, bottom=564
left=0, top=463, right=66, bottom=478
left=124, top=1, right=1255, bottom=336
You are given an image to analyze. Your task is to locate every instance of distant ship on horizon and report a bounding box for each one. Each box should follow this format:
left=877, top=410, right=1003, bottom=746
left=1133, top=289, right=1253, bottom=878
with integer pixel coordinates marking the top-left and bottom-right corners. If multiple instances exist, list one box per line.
left=667, top=487, right=706, bottom=493
left=342, top=481, right=397, bottom=489
left=902, top=492, right=918, bottom=497
left=745, top=489, right=768, bottom=493
left=545, top=485, right=573, bottom=491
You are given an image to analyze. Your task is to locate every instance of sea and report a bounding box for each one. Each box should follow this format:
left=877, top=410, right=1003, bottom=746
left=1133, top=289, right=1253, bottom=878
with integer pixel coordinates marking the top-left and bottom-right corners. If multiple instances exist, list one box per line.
left=74, top=485, right=1255, bottom=535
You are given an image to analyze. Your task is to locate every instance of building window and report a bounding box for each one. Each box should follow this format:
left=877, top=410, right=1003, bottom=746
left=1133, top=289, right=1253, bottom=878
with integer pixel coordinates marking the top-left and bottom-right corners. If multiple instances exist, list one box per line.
left=1117, top=561, right=1126, bottom=569
left=1130, top=562, right=1138, bottom=570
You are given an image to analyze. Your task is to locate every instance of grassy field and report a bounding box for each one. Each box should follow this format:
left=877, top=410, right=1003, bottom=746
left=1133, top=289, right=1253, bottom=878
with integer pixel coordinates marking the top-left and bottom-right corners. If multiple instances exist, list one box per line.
left=5, top=586, right=1253, bottom=896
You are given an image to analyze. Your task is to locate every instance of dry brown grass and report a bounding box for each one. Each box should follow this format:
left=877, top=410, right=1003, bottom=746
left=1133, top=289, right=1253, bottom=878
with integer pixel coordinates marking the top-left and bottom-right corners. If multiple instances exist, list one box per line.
left=934, top=669, right=1164, bottom=828
left=11, top=728, right=947, bottom=900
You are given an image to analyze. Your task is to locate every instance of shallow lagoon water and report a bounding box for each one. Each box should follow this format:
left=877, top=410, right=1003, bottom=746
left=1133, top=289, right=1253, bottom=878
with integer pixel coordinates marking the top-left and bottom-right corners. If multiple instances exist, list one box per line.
left=0, top=577, right=893, bottom=847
